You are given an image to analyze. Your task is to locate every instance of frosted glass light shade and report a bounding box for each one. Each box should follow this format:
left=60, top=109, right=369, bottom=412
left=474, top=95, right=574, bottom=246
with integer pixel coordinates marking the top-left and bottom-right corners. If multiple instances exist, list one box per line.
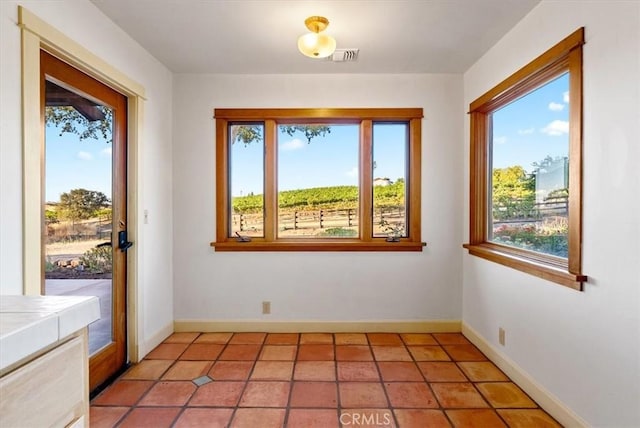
left=297, top=32, right=337, bottom=58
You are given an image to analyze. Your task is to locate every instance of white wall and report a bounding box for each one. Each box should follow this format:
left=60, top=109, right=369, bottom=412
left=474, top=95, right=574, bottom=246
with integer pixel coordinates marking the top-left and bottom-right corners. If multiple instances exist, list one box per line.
left=173, top=74, right=464, bottom=322
left=0, top=0, right=174, bottom=356
left=463, top=1, right=640, bottom=426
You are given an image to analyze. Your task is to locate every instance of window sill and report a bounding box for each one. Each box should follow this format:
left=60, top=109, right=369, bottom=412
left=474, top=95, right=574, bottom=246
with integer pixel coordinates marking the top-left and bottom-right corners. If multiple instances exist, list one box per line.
left=463, top=242, right=586, bottom=290
left=211, top=240, right=426, bottom=252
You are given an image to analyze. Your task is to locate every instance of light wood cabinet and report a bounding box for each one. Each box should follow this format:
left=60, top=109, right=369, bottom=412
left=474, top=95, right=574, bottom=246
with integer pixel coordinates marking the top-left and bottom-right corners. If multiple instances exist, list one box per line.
left=0, top=333, right=88, bottom=428
left=0, top=295, right=98, bottom=427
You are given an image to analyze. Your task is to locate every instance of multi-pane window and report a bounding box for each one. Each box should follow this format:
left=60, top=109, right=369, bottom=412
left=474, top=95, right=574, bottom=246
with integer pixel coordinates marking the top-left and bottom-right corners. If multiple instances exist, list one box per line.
left=465, top=28, right=586, bottom=289
left=214, top=108, right=424, bottom=251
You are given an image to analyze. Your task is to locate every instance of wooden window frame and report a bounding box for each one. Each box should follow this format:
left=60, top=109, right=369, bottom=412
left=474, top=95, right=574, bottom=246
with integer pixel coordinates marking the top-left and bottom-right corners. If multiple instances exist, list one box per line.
left=211, top=108, right=425, bottom=252
left=463, top=28, right=587, bottom=290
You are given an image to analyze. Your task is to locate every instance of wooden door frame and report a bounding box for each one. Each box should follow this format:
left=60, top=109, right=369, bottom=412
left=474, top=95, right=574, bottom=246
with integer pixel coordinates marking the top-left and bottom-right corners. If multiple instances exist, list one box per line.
left=41, top=50, right=128, bottom=389
left=18, top=6, right=145, bottom=363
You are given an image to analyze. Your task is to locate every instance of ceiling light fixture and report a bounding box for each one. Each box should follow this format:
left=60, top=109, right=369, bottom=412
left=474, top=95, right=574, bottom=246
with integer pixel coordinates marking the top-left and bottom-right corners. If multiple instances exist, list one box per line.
left=297, top=16, right=337, bottom=58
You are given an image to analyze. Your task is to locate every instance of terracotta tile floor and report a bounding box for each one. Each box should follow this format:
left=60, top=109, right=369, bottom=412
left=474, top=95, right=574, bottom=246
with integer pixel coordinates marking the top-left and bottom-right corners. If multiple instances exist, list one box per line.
left=90, top=332, right=561, bottom=427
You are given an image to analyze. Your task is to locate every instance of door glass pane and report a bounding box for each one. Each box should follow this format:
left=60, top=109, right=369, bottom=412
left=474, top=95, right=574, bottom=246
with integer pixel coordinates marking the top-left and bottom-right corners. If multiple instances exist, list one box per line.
left=43, top=80, right=113, bottom=355
left=372, top=123, right=408, bottom=239
left=489, top=72, right=569, bottom=258
left=229, top=123, right=264, bottom=237
left=277, top=124, right=359, bottom=238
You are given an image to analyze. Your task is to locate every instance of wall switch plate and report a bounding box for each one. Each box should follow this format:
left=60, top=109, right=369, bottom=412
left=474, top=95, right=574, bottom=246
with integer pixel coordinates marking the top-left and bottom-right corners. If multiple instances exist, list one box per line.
left=262, top=301, right=271, bottom=315
left=499, top=327, right=506, bottom=346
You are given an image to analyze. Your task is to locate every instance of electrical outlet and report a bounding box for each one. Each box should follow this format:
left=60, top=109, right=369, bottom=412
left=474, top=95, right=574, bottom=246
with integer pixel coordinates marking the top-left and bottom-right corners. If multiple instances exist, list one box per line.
left=262, top=301, right=271, bottom=315
left=498, top=327, right=506, bottom=346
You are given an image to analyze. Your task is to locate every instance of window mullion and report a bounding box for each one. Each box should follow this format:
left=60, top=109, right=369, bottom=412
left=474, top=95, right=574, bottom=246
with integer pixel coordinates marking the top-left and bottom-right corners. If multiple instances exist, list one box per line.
left=264, top=120, right=277, bottom=241
left=360, top=120, right=373, bottom=240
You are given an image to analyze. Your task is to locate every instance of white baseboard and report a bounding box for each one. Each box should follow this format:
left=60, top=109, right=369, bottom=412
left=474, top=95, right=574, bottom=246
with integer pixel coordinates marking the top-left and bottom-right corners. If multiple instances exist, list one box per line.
left=173, top=319, right=461, bottom=333
left=137, top=321, right=173, bottom=360
left=462, top=322, right=588, bottom=428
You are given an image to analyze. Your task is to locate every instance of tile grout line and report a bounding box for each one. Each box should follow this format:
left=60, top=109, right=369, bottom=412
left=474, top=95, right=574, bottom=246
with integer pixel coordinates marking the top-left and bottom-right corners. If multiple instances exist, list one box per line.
left=279, top=333, right=298, bottom=428
left=332, top=333, right=343, bottom=426
left=404, top=333, right=446, bottom=414
left=171, top=332, right=200, bottom=427
left=112, top=333, right=199, bottom=427
left=371, top=334, right=401, bottom=428
left=440, top=333, right=500, bottom=421
left=228, top=332, right=266, bottom=425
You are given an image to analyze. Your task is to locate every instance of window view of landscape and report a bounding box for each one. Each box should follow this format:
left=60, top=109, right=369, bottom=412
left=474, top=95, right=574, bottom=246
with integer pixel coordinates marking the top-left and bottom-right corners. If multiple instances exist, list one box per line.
left=490, top=73, right=570, bottom=257
left=229, top=122, right=409, bottom=239
left=373, top=123, right=407, bottom=239
left=229, top=123, right=265, bottom=237
left=44, top=82, right=114, bottom=353
left=45, top=98, right=113, bottom=281
left=277, top=124, right=359, bottom=238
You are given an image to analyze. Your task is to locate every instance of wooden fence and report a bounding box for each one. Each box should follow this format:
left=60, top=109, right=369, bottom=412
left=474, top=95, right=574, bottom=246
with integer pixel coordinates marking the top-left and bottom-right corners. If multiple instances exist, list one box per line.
left=46, top=218, right=112, bottom=242
left=233, top=206, right=405, bottom=235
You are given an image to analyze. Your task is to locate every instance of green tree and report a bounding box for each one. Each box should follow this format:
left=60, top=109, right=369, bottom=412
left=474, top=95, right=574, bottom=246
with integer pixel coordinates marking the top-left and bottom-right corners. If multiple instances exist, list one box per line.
left=230, top=124, right=331, bottom=145
left=46, top=104, right=329, bottom=148
left=44, top=209, right=59, bottom=224
left=493, top=166, right=534, bottom=199
left=492, top=166, right=535, bottom=220
left=231, top=125, right=263, bottom=146
left=45, top=106, right=113, bottom=143
left=281, top=125, right=331, bottom=143
left=58, top=189, right=110, bottom=225
left=95, top=207, right=113, bottom=220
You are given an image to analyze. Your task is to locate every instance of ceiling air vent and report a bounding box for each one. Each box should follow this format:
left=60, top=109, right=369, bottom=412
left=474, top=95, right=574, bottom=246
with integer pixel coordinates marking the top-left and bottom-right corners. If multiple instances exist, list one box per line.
left=329, top=49, right=359, bottom=62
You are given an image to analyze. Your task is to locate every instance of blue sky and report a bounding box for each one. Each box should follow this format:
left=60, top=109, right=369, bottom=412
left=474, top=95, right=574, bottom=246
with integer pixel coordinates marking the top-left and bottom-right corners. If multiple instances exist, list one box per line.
left=228, top=72, right=569, bottom=198
left=492, top=72, right=570, bottom=171
left=230, top=123, right=408, bottom=197
left=45, top=124, right=112, bottom=203
left=45, top=73, right=568, bottom=202
left=277, top=125, right=360, bottom=193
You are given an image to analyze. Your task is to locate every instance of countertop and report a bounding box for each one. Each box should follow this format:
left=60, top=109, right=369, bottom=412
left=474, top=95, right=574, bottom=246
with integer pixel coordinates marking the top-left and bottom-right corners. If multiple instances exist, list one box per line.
left=0, top=295, right=100, bottom=371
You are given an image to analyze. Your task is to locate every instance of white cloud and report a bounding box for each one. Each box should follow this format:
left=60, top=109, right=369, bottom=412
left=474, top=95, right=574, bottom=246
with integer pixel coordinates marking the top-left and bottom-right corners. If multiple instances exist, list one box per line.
left=518, top=128, right=535, bottom=135
left=548, top=102, right=564, bottom=111
left=493, top=136, right=507, bottom=145
left=101, top=147, right=112, bottom=157
left=345, top=166, right=358, bottom=177
left=77, top=151, right=93, bottom=160
left=280, top=138, right=304, bottom=151
left=541, top=120, right=569, bottom=136
left=563, top=91, right=570, bottom=103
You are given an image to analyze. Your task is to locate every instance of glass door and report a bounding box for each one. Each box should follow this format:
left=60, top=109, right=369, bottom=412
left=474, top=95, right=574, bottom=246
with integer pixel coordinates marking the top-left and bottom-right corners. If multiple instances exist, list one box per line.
left=41, top=50, right=128, bottom=391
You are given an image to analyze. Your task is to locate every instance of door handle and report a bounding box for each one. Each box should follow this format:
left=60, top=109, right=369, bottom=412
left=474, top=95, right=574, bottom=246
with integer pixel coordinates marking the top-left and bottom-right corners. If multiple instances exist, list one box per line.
left=118, top=230, right=133, bottom=252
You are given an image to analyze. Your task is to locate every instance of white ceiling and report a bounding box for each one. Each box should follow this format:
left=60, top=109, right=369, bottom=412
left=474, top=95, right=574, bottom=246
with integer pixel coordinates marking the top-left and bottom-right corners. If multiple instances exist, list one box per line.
left=90, top=0, right=540, bottom=74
